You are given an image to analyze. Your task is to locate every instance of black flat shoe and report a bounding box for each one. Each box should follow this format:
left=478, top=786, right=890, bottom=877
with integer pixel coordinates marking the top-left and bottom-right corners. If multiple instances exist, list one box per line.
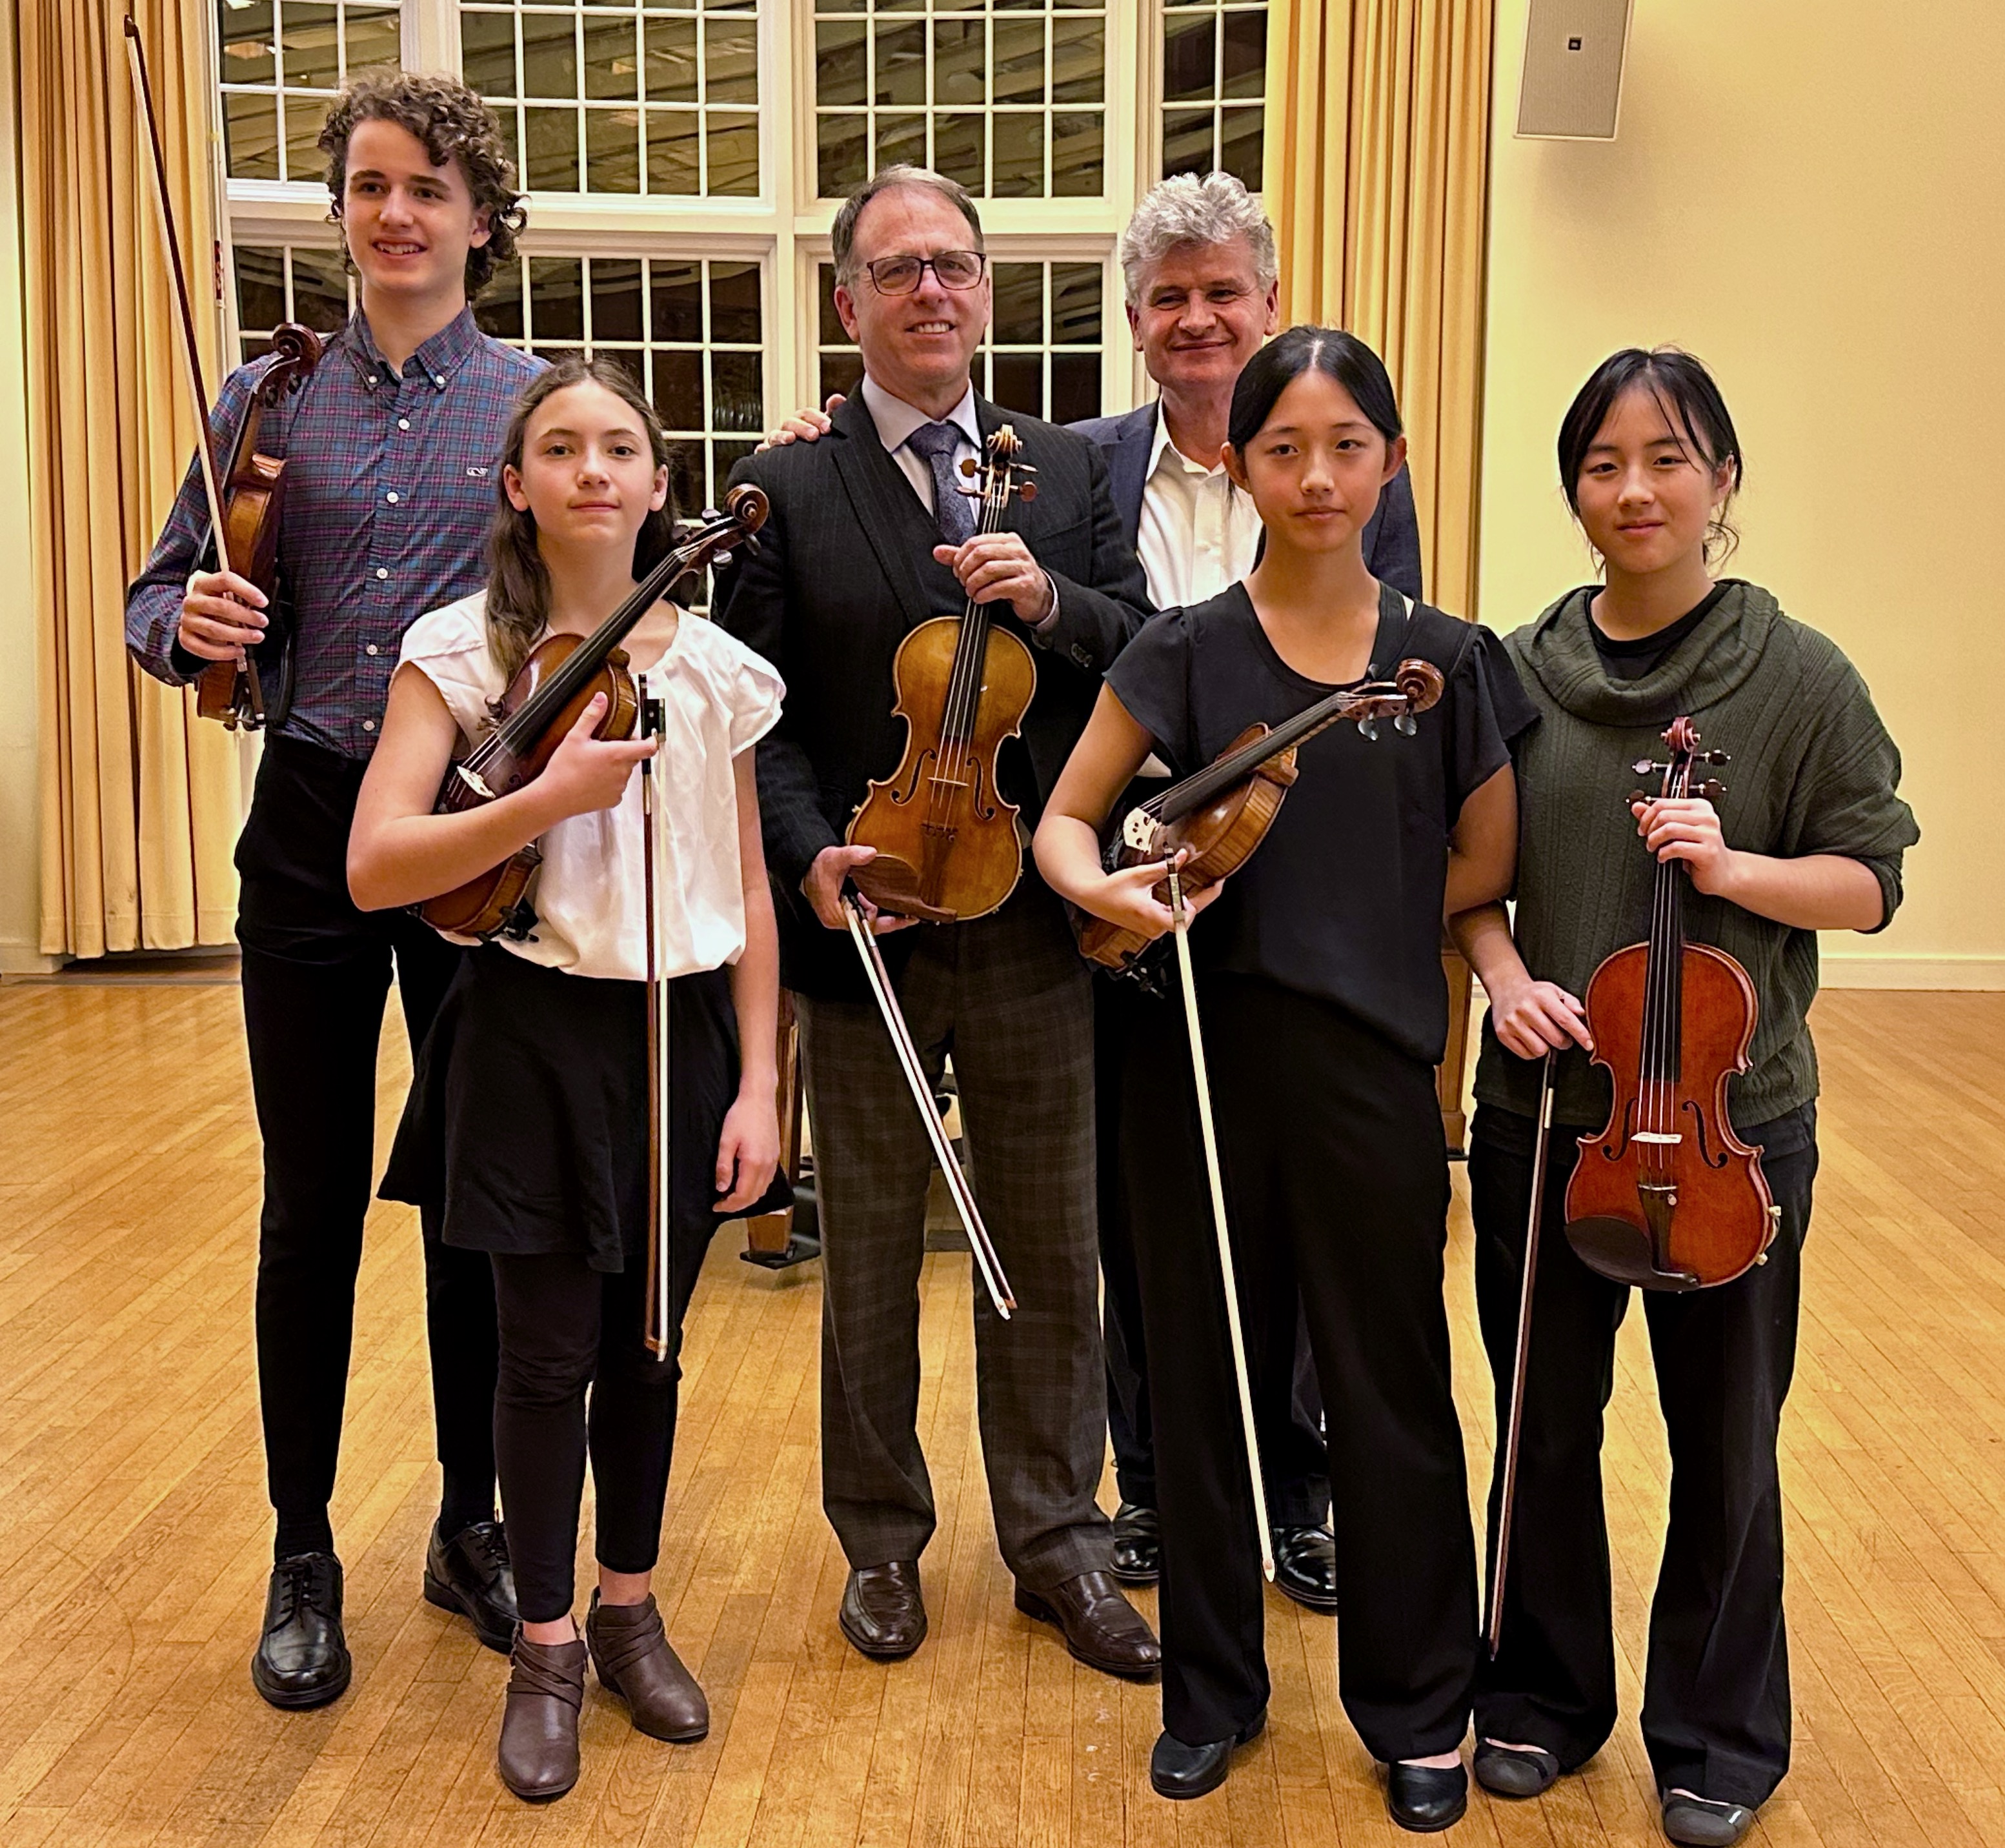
left=425, top=1518, right=518, bottom=1654
left=839, top=1562, right=927, bottom=1660
left=1149, top=1711, right=1265, bottom=1800
left=1661, top=1793, right=1757, bottom=1847
left=251, top=1552, right=350, bottom=1710
left=1385, top=1760, right=1468, bottom=1833
left=1271, top=1524, right=1338, bottom=1612
left=1109, top=1502, right=1160, bottom=1586
left=1473, top=1740, right=1560, bottom=1798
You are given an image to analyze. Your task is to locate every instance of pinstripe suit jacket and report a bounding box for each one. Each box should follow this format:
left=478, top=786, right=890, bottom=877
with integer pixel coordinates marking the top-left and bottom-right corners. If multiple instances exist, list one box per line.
left=713, top=387, right=1151, bottom=1000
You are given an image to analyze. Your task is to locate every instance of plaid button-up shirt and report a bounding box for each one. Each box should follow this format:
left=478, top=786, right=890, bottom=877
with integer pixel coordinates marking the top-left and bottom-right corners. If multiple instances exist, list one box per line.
left=126, top=307, right=542, bottom=760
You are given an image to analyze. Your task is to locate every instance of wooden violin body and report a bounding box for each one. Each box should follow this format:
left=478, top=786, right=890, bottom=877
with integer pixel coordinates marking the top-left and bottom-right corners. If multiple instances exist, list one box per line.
left=847, top=616, right=1036, bottom=924
left=1564, top=717, right=1778, bottom=1291
left=1077, top=657, right=1446, bottom=978
left=419, top=632, right=642, bottom=938
left=417, top=485, right=767, bottom=940
left=197, top=323, right=325, bottom=728
left=845, top=425, right=1040, bottom=924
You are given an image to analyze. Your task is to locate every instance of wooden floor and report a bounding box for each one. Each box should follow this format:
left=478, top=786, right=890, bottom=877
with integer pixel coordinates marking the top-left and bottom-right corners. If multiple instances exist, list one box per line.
left=1, top=981, right=2002, bottom=1847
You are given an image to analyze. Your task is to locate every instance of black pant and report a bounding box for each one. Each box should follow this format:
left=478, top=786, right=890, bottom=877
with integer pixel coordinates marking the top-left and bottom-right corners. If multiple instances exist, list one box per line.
left=492, top=1252, right=701, bottom=1622
left=1123, top=976, right=1476, bottom=1758
left=1094, top=978, right=1331, bottom=1525
left=237, top=739, right=499, bottom=1554
left=1471, top=1100, right=1817, bottom=1807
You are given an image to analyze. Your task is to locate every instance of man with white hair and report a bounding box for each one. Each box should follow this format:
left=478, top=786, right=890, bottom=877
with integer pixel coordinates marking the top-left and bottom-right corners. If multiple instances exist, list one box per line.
left=1074, top=173, right=1422, bottom=1620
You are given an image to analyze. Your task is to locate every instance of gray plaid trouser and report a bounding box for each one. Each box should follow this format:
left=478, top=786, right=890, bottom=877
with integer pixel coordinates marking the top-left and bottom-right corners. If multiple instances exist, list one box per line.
left=796, top=885, right=1111, bottom=1591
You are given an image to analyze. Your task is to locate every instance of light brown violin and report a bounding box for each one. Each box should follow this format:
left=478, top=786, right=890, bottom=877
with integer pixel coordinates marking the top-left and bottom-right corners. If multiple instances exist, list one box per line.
left=846, top=426, right=1038, bottom=923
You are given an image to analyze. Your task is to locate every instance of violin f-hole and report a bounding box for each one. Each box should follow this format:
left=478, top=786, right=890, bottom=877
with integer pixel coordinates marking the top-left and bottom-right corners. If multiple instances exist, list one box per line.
left=1682, top=1098, right=1728, bottom=1169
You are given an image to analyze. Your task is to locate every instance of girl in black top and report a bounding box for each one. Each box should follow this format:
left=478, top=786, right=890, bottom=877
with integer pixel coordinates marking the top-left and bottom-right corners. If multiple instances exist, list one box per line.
left=1036, top=327, right=1534, bottom=1831
left=1452, top=350, right=1915, bottom=1848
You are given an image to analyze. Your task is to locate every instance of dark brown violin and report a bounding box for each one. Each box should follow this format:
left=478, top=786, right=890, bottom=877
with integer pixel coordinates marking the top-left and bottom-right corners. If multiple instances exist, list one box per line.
left=1565, top=716, right=1780, bottom=1289
left=419, top=485, right=768, bottom=940
left=846, top=426, right=1038, bottom=923
left=125, top=16, right=321, bottom=730
left=1076, top=658, right=1446, bottom=979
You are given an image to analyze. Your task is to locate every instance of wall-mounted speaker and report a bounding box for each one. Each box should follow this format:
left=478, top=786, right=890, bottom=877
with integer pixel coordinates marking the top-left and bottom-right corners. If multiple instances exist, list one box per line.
left=1516, top=0, right=1635, bottom=140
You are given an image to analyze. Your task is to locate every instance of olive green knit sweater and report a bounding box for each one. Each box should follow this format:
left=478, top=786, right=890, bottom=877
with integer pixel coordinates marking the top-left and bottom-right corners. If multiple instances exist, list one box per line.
left=1473, top=581, right=1920, bottom=1127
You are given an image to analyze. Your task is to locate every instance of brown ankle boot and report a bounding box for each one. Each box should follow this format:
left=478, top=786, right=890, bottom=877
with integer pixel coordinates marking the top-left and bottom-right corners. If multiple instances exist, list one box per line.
left=497, top=1632, right=587, bottom=1801
left=585, top=1591, right=709, bottom=1742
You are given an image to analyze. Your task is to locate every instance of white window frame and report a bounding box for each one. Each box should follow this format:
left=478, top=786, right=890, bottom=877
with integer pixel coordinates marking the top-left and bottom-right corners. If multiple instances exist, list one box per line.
left=214, top=1, right=1258, bottom=425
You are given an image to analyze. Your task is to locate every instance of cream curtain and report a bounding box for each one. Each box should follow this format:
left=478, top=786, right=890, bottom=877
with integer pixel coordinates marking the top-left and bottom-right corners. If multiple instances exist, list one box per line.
left=1262, top=0, right=1496, bottom=620
left=25, top=0, right=244, bottom=958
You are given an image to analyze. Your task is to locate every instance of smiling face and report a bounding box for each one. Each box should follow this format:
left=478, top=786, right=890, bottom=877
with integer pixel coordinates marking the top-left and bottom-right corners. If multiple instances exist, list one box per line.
left=339, top=117, right=490, bottom=310
left=834, top=184, right=991, bottom=408
left=1572, top=383, right=1737, bottom=579
left=1127, top=236, right=1278, bottom=397
left=503, top=379, right=669, bottom=565
left=1224, top=367, right=1406, bottom=556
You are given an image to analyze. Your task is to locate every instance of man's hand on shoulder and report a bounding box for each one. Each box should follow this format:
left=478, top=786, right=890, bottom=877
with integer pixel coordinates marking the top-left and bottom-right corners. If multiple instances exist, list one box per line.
left=757, top=394, right=845, bottom=453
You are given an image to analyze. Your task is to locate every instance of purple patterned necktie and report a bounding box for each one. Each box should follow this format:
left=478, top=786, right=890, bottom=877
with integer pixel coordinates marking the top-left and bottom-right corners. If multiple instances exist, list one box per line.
left=903, top=419, right=977, bottom=547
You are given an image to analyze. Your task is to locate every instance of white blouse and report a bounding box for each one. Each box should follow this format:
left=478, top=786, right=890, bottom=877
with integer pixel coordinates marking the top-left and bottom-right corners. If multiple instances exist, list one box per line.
left=398, top=592, right=784, bottom=983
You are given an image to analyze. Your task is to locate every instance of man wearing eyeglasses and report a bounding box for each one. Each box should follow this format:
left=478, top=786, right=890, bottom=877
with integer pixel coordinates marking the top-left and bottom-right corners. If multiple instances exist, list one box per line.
left=1069, top=173, right=1423, bottom=1627
left=714, top=165, right=1159, bottom=1682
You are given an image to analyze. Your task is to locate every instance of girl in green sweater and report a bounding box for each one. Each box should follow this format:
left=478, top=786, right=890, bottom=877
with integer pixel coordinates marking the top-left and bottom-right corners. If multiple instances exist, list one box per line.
left=1451, top=348, right=1917, bottom=1848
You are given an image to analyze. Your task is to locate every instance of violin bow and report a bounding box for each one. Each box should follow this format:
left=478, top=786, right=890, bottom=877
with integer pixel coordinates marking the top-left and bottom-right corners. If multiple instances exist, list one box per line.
left=1166, top=867, right=1274, bottom=1582
left=641, top=692, right=673, bottom=1360
left=841, top=897, right=1015, bottom=1320
left=1484, top=1045, right=1557, bottom=1656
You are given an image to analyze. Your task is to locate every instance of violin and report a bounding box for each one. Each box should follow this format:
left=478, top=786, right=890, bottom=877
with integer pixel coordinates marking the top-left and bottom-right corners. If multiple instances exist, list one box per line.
left=1075, top=658, right=1446, bottom=981
left=846, top=426, right=1039, bottom=923
left=1565, top=716, right=1780, bottom=1290
left=124, top=16, right=320, bottom=731
left=418, top=485, right=769, bottom=940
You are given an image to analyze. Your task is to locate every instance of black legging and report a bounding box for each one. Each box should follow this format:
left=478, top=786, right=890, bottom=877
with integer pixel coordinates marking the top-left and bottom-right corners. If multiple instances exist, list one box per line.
left=492, top=1254, right=687, bottom=1623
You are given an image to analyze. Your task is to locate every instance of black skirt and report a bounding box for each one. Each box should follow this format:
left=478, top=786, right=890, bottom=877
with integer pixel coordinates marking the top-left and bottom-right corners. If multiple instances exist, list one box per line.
left=381, top=943, right=791, bottom=1273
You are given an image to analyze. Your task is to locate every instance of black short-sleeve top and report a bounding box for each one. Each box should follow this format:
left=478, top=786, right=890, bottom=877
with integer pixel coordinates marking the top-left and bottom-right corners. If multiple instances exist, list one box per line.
left=1104, top=580, right=1536, bottom=1066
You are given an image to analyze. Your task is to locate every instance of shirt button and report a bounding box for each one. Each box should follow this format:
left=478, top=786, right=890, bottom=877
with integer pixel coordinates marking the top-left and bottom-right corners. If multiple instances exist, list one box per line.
left=361, top=719, right=376, bottom=732
left=433, top=375, right=446, bottom=388
left=398, top=418, right=411, bottom=431
left=376, top=567, right=389, bottom=579
left=365, top=644, right=379, bottom=656
left=385, top=491, right=399, bottom=503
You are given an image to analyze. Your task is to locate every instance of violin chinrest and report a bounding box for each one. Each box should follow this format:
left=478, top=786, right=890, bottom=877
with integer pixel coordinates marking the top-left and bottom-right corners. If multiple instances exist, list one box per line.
left=1563, top=1214, right=1703, bottom=1292
left=849, top=853, right=960, bottom=925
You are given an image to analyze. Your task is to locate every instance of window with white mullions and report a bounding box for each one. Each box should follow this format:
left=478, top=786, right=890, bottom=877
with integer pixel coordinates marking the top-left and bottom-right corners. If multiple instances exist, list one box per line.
left=216, top=1, right=404, bottom=182
left=812, top=3, right=1107, bottom=203
left=818, top=258, right=1103, bottom=425
left=231, top=241, right=359, bottom=361
left=458, top=1, right=759, bottom=197
left=476, top=254, right=765, bottom=518
left=1160, top=0, right=1265, bottom=187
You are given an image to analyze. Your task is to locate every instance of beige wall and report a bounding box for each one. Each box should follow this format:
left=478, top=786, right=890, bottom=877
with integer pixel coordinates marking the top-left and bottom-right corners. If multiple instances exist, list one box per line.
left=1479, top=0, right=2004, bottom=987
left=0, top=0, right=46, bottom=974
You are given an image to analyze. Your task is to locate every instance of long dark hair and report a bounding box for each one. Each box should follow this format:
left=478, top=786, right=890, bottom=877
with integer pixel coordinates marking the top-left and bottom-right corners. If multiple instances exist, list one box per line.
left=1557, top=346, right=1744, bottom=565
left=1225, top=325, right=1403, bottom=456
left=485, top=357, right=677, bottom=682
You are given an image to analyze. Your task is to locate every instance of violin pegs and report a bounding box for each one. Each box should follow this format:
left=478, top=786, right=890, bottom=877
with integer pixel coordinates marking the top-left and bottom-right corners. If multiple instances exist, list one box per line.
left=1631, top=758, right=1657, bottom=776
left=1700, top=778, right=1725, bottom=802
left=1357, top=718, right=1379, bottom=742
left=1394, top=712, right=1416, bottom=736
left=1018, top=482, right=1038, bottom=501
left=958, top=456, right=978, bottom=477
left=1627, top=790, right=1650, bottom=808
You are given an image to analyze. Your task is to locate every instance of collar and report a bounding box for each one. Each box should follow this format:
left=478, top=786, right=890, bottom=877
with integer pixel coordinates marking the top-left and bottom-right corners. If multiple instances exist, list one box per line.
left=1147, top=401, right=1229, bottom=481
left=861, top=374, right=980, bottom=456
left=341, top=305, right=485, bottom=394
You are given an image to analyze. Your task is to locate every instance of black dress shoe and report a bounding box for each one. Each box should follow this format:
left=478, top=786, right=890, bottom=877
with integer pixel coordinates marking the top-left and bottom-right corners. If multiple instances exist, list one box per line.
left=1661, top=1793, right=1757, bottom=1847
left=1473, top=1739, right=1560, bottom=1798
left=1109, top=1502, right=1160, bottom=1586
left=425, top=1518, right=518, bottom=1654
left=1149, top=1711, right=1265, bottom=1800
left=251, top=1552, right=350, bottom=1710
left=1014, top=1570, right=1162, bottom=1678
left=1271, top=1524, right=1338, bottom=1612
left=1385, top=1761, right=1469, bottom=1833
left=840, top=1562, right=927, bottom=1660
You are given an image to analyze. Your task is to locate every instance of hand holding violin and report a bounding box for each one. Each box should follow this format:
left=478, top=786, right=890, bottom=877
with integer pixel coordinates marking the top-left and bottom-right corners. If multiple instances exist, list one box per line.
left=177, top=568, right=269, bottom=663
left=931, top=532, right=1054, bottom=624
left=531, top=692, right=656, bottom=823
left=1633, top=792, right=1737, bottom=896
left=1070, top=849, right=1225, bottom=943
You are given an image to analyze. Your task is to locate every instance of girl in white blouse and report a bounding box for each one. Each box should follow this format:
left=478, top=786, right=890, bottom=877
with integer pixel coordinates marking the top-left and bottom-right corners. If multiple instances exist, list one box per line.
left=349, top=358, right=785, bottom=1803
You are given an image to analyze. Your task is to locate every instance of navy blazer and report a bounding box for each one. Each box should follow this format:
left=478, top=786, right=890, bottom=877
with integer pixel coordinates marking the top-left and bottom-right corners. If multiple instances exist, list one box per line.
left=1067, top=400, right=1425, bottom=603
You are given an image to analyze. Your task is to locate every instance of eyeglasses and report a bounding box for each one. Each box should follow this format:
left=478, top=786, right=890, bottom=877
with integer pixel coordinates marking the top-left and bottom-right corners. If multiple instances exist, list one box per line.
left=863, top=250, right=988, bottom=295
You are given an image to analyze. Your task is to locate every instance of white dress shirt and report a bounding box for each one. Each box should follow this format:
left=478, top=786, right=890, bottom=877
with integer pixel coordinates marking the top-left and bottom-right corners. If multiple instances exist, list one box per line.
left=1135, top=403, right=1263, bottom=611
left=860, top=374, right=981, bottom=516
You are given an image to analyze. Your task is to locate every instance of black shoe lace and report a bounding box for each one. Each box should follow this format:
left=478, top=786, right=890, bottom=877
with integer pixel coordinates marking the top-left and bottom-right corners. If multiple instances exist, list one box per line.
left=273, top=1554, right=322, bottom=1625
left=467, top=1522, right=509, bottom=1574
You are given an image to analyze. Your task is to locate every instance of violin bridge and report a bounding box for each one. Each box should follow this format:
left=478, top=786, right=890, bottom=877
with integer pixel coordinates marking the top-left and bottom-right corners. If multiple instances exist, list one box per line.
left=1120, top=808, right=1160, bottom=854
left=1633, top=1131, right=1683, bottom=1145
left=456, top=763, right=498, bottom=802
